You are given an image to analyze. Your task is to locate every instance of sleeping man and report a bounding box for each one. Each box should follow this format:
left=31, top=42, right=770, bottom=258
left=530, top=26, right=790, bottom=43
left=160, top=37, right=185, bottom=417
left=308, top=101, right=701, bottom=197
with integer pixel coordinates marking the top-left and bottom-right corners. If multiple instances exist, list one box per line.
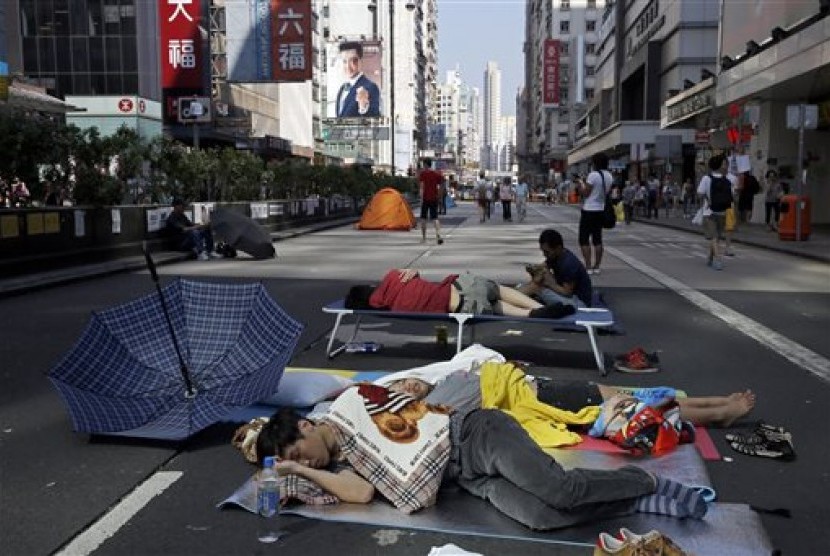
left=345, top=268, right=574, bottom=319
left=256, top=386, right=709, bottom=530
left=388, top=370, right=756, bottom=429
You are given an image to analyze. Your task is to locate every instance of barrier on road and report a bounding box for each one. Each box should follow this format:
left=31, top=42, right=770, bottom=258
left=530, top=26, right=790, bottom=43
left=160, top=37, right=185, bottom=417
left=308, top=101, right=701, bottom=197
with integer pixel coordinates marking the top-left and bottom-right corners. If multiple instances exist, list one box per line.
left=0, top=197, right=367, bottom=278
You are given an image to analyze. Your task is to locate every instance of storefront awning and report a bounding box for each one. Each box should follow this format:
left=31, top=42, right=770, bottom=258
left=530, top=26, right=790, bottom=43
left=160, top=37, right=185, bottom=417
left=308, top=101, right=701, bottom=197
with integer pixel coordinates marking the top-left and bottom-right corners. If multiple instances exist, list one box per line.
left=567, top=121, right=695, bottom=166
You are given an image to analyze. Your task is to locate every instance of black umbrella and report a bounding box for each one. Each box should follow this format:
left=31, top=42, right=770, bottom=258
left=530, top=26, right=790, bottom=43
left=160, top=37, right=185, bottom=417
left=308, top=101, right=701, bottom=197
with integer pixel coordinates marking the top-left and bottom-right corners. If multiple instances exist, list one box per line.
left=211, top=207, right=276, bottom=259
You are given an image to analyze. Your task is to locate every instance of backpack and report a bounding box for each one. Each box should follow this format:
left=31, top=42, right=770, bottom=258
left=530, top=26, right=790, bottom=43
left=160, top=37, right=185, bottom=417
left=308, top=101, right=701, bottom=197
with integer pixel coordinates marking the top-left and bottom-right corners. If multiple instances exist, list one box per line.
left=708, top=174, right=733, bottom=212
left=598, top=171, right=616, bottom=229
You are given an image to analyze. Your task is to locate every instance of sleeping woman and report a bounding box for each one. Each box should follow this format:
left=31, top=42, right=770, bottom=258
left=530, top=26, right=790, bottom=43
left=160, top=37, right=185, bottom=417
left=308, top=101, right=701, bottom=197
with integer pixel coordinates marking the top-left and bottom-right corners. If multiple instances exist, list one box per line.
left=345, top=268, right=574, bottom=319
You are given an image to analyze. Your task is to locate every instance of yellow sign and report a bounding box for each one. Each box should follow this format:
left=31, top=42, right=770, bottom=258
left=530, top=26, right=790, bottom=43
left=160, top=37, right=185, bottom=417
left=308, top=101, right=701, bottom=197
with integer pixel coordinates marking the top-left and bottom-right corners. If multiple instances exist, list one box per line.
left=27, top=213, right=45, bottom=235
left=1, top=215, right=19, bottom=238
left=44, top=212, right=60, bottom=233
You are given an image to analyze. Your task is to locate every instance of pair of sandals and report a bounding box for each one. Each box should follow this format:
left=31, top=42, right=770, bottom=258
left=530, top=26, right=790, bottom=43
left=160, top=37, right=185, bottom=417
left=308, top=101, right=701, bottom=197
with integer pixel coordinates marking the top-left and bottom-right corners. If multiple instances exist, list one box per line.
left=725, top=422, right=796, bottom=461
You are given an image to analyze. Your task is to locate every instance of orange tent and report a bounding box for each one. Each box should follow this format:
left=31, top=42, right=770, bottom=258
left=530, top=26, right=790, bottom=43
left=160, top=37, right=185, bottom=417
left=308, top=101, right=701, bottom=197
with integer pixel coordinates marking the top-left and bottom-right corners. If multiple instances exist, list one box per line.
left=357, top=188, right=416, bottom=231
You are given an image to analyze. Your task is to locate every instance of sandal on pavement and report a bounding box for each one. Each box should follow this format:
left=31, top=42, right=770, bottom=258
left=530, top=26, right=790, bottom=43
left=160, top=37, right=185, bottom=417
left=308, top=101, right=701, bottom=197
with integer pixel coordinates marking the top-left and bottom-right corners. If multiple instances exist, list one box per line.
left=729, top=439, right=796, bottom=461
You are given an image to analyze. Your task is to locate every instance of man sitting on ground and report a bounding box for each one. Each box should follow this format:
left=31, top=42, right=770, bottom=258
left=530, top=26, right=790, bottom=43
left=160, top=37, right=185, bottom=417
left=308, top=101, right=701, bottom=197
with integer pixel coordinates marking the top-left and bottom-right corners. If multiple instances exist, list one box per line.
left=257, top=395, right=709, bottom=530
left=520, top=228, right=592, bottom=308
left=345, top=268, right=575, bottom=319
left=166, top=199, right=220, bottom=261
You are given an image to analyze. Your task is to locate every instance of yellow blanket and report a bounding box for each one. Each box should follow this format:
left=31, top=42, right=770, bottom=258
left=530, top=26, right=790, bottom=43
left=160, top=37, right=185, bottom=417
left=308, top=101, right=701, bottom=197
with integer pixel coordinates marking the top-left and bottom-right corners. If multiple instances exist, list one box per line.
left=479, top=362, right=600, bottom=448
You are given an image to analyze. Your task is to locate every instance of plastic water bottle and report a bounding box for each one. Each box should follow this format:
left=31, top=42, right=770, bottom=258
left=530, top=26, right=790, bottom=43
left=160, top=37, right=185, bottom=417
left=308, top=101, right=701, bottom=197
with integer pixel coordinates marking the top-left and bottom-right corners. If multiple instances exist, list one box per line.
left=256, top=456, right=281, bottom=543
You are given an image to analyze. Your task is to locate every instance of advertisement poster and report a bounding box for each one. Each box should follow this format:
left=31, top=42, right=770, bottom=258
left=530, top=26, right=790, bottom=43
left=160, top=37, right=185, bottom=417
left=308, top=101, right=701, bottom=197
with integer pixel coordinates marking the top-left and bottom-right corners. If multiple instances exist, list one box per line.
left=325, top=40, right=383, bottom=119
left=251, top=202, right=269, bottom=220
left=111, top=209, right=122, bottom=234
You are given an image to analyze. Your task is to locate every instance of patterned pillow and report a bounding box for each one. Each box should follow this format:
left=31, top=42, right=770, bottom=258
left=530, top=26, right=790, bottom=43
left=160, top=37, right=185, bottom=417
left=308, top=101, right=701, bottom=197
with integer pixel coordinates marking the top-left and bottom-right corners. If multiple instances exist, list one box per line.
left=323, top=384, right=451, bottom=514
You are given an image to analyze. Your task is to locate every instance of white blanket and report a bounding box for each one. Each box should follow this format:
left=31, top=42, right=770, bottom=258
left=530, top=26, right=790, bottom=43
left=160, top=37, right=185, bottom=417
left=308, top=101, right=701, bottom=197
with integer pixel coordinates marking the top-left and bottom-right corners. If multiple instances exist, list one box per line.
left=372, top=344, right=506, bottom=387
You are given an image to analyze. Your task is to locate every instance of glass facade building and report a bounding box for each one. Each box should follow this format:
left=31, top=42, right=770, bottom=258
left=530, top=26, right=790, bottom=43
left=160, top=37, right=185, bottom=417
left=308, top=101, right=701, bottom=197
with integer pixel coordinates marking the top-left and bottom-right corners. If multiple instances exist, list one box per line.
left=16, top=0, right=159, bottom=99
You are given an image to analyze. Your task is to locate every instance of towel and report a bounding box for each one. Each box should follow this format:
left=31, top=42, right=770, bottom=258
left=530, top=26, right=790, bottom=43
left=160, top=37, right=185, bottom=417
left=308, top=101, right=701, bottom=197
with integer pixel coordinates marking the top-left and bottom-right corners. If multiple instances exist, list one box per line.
left=373, top=344, right=505, bottom=388
left=323, top=384, right=451, bottom=514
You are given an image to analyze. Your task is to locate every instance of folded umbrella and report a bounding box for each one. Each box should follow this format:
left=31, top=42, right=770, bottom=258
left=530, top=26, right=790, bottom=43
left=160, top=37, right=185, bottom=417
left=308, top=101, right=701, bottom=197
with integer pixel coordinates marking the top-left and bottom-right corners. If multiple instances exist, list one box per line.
left=211, top=207, right=276, bottom=259
left=48, top=277, right=303, bottom=440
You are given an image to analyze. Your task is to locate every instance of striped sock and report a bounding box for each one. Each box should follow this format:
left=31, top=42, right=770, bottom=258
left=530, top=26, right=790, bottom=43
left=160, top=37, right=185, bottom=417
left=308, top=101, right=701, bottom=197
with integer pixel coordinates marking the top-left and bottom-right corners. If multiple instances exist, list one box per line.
left=634, top=493, right=687, bottom=517
left=654, top=477, right=708, bottom=519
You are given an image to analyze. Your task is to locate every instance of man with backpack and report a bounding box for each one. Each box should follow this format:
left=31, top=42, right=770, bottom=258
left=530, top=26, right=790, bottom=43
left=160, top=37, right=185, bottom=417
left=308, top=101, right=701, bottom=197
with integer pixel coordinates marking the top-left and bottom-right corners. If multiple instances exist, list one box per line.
left=697, top=155, right=737, bottom=270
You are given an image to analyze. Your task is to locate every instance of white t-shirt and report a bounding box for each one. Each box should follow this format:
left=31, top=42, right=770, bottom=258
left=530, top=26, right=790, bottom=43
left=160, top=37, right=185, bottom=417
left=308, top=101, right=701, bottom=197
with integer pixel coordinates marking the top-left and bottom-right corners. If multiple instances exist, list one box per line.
left=697, top=172, right=737, bottom=216
left=583, top=170, right=611, bottom=211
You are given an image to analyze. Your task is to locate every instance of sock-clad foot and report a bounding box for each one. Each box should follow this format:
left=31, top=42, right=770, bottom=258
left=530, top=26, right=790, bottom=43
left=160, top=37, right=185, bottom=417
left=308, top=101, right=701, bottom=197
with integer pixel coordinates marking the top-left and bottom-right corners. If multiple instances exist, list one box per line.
left=653, top=476, right=708, bottom=519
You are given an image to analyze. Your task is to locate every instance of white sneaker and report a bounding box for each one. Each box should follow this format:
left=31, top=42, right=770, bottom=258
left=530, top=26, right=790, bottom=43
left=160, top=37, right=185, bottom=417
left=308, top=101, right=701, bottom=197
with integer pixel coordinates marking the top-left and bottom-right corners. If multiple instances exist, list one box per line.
left=197, top=252, right=210, bottom=261
left=208, top=251, right=223, bottom=259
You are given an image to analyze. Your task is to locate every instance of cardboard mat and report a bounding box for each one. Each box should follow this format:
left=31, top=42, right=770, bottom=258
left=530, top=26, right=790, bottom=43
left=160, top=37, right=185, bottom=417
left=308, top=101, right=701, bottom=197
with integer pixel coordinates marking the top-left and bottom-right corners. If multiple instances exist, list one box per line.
left=223, top=444, right=772, bottom=554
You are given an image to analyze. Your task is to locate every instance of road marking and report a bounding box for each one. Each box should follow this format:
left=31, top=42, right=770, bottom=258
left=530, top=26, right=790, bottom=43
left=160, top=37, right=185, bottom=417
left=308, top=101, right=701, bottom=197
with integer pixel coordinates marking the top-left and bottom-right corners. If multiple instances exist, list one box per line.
left=57, top=471, right=182, bottom=556
left=607, top=246, right=830, bottom=383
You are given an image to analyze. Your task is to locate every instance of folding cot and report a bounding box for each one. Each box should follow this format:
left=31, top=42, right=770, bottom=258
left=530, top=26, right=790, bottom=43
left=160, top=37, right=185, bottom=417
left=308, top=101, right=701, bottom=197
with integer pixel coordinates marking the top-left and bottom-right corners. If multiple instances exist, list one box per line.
left=322, top=300, right=616, bottom=375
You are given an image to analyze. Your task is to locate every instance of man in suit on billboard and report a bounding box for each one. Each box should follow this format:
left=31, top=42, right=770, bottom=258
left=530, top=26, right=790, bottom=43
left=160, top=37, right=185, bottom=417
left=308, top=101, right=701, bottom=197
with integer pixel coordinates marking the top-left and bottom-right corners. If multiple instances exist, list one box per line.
left=335, top=41, right=381, bottom=118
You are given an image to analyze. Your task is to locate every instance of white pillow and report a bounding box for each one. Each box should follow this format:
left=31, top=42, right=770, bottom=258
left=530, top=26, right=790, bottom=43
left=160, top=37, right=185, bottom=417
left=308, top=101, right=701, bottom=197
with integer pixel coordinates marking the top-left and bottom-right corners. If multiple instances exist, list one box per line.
left=263, top=372, right=354, bottom=407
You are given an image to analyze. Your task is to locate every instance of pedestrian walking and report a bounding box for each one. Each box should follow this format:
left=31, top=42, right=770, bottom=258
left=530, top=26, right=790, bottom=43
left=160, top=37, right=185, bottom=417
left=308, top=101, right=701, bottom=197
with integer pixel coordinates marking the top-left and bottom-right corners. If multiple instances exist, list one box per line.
left=475, top=171, right=489, bottom=223
left=697, top=155, right=738, bottom=271
left=418, top=158, right=444, bottom=245
left=500, top=177, right=514, bottom=221
left=622, top=181, right=636, bottom=225
left=579, top=153, right=611, bottom=275
left=514, top=175, right=530, bottom=222
left=646, top=173, right=660, bottom=219
left=763, top=169, right=783, bottom=231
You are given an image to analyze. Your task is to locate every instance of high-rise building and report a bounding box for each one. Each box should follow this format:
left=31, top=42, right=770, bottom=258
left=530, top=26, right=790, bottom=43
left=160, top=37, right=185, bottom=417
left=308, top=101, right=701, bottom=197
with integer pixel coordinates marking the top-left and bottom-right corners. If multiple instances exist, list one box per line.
left=483, top=61, right=502, bottom=169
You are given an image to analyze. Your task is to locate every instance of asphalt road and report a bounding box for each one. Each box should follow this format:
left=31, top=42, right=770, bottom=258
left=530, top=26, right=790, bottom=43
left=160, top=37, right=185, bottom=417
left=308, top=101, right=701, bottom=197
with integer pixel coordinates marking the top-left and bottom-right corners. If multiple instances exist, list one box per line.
left=2, top=202, right=828, bottom=555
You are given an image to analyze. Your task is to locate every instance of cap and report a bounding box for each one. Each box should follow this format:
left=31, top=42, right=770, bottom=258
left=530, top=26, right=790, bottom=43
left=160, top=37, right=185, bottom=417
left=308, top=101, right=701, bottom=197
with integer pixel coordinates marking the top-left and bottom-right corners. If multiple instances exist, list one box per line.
left=263, top=456, right=276, bottom=468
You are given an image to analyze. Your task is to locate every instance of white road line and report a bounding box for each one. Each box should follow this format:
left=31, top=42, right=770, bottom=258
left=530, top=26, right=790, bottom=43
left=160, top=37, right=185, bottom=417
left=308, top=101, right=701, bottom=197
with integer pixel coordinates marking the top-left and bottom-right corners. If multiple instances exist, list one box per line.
left=606, top=246, right=830, bottom=383
left=57, top=471, right=182, bottom=556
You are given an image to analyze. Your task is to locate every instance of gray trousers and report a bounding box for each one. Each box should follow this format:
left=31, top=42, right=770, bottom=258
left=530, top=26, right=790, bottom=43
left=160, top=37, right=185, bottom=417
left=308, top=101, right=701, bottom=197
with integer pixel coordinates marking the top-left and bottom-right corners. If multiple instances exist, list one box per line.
left=454, top=409, right=654, bottom=530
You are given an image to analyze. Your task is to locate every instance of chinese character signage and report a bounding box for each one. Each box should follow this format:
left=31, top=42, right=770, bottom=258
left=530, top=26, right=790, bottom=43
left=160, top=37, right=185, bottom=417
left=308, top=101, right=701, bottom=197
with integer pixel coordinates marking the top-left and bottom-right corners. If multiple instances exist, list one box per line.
left=542, top=39, right=560, bottom=107
left=159, top=0, right=202, bottom=89
left=226, top=0, right=312, bottom=82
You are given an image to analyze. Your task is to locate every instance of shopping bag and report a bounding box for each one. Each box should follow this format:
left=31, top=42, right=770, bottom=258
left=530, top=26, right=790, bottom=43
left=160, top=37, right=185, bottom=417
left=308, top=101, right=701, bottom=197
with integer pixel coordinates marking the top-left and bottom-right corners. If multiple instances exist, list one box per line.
left=691, top=207, right=704, bottom=226
left=614, top=202, right=625, bottom=222
left=725, top=207, right=736, bottom=232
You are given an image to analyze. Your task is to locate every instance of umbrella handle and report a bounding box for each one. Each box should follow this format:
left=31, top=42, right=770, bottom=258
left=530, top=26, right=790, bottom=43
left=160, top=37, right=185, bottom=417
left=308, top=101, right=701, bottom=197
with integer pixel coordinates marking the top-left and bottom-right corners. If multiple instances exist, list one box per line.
left=141, top=241, right=196, bottom=397
left=142, top=241, right=160, bottom=283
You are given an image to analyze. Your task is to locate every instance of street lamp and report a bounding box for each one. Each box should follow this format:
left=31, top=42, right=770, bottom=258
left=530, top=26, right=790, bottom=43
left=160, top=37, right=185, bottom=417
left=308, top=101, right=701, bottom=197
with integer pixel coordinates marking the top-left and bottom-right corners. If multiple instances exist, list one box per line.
left=368, top=0, right=415, bottom=175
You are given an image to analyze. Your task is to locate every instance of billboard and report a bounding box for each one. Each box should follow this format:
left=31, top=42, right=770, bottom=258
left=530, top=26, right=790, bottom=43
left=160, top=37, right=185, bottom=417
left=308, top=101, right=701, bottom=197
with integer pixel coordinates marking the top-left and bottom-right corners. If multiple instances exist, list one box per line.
left=226, top=0, right=312, bottom=82
left=159, top=0, right=203, bottom=89
left=542, top=39, right=560, bottom=107
left=325, top=40, right=383, bottom=119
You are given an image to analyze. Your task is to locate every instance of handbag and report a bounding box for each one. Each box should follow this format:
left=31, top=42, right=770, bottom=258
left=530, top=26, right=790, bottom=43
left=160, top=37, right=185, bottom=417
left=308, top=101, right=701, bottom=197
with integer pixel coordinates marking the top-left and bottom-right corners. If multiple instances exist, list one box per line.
left=600, top=172, right=617, bottom=229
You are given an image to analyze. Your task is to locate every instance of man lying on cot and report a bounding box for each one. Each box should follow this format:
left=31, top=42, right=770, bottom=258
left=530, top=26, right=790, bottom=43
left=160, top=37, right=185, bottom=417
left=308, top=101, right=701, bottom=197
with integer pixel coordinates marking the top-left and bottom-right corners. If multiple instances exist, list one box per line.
left=387, top=368, right=756, bottom=429
left=256, top=389, right=710, bottom=530
left=345, top=268, right=575, bottom=319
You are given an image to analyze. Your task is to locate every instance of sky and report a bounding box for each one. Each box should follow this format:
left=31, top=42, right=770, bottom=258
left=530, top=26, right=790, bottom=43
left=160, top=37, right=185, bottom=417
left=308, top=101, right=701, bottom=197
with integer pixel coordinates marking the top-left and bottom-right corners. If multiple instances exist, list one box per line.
left=437, top=1, right=525, bottom=116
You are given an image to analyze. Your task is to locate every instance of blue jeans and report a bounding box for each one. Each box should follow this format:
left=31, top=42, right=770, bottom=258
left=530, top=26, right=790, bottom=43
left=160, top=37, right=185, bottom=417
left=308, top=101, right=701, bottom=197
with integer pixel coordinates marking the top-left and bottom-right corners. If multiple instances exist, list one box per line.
left=454, top=410, right=654, bottom=530
left=179, top=228, right=214, bottom=254
left=536, top=287, right=585, bottom=309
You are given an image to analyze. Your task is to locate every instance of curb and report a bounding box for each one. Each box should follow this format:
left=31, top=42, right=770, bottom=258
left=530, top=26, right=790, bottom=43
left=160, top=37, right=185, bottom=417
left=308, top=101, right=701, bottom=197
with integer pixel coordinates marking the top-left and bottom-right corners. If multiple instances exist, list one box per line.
left=0, top=216, right=361, bottom=298
left=630, top=217, right=830, bottom=264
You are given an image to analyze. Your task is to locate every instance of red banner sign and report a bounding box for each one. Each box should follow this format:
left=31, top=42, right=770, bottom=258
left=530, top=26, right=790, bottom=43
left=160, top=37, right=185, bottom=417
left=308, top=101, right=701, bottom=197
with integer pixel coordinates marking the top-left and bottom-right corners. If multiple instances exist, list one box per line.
left=159, top=0, right=202, bottom=89
left=542, top=39, right=560, bottom=106
left=273, top=0, right=312, bottom=81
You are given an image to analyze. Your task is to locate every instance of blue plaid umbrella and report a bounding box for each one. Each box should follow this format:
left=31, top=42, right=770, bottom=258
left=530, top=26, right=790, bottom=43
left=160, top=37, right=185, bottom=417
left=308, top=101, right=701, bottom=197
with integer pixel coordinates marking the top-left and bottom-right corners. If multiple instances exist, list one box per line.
left=49, top=278, right=303, bottom=441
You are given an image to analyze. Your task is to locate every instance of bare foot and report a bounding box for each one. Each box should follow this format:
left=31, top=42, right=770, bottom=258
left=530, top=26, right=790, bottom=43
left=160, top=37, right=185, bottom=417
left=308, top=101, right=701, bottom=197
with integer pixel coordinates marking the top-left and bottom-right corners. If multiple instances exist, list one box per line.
left=721, top=390, right=756, bottom=427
